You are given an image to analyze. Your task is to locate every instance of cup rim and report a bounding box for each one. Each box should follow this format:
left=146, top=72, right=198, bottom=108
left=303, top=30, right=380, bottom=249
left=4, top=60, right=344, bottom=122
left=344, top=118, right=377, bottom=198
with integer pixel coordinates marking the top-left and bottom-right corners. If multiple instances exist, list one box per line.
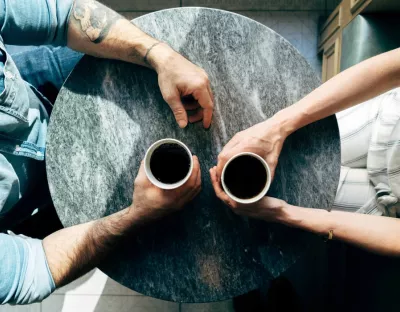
left=144, top=138, right=193, bottom=190
left=221, top=152, right=271, bottom=204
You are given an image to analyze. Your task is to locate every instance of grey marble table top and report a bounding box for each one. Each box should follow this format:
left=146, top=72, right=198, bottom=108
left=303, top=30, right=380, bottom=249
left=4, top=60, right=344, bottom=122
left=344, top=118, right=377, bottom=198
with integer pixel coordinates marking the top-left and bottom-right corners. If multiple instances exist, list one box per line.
left=46, top=8, right=340, bottom=303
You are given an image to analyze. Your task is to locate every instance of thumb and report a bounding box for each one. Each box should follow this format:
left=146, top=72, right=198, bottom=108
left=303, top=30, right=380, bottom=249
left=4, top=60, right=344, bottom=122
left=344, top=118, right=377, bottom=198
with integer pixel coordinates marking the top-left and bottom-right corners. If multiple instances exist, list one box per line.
left=163, top=90, right=188, bottom=128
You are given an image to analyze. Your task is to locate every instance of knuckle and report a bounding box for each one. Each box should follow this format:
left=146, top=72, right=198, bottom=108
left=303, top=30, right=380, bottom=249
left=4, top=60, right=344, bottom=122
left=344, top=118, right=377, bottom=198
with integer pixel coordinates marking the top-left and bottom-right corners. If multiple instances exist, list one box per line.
left=234, top=132, right=242, bottom=140
left=198, top=76, right=208, bottom=88
left=134, top=176, right=142, bottom=186
left=173, top=107, right=186, bottom=116
left=219, top=152, right=227, bottom=161
left=163, top=93, right=178, bottom=103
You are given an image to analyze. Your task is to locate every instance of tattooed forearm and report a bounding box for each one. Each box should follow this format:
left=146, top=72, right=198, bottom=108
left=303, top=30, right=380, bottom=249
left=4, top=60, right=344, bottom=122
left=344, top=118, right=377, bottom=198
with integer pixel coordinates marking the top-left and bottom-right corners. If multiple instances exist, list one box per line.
left=72, top=0, right=123, bottom=44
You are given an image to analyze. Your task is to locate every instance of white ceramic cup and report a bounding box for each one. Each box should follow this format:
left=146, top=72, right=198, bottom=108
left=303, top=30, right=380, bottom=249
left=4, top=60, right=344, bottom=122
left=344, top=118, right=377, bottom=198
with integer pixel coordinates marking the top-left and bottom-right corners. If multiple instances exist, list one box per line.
left=221, top=152, right=271, bottom=204
left=144, top=138, right=193, bottom=190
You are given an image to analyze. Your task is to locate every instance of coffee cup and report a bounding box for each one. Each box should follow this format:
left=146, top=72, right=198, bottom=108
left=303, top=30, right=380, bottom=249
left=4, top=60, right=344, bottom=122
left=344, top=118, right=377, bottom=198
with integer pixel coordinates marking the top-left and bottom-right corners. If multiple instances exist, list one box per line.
left=144, top=138, right=193, bottom=190
left=221, top=152, right=271, bottom=204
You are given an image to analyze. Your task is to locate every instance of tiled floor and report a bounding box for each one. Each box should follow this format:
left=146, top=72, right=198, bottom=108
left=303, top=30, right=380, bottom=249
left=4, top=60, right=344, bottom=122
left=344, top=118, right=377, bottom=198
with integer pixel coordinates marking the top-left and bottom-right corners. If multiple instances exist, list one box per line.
left=0, top=269, right=234, bottom=312
left=1, top=7, right=324, bottom=312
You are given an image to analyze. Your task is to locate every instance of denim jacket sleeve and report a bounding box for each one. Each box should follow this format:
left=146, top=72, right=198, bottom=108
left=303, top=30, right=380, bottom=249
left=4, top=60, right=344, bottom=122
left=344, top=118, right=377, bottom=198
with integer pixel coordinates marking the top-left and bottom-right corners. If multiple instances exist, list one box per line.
left=0, top=233, right=55, bottom=305
left=0, top=0, right=74, bottom=46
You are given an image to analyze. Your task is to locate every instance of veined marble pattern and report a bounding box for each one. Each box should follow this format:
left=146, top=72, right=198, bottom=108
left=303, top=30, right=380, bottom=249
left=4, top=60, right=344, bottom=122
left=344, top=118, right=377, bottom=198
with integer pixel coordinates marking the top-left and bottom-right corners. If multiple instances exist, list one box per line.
left=47, top=8, right=340, bottom=302
left=236, top=11, right=323, bottom=76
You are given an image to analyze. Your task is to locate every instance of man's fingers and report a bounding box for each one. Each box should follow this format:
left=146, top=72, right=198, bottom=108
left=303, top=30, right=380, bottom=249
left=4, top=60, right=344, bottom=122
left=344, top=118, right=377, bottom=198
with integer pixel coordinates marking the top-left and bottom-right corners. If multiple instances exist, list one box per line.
left=163, top=90, right=188, bottom=128
left=134, top=159, right=153, bottom=187
left=187, top=155, right=200, bottom=188
left=203, top=108, right=213, bottom=129
left=185, top=102, right=201, bottom=110
left=182, top=95, right=200, bottom=110
left=196, top=163, right=202, bottom=187
left=193, top=88, right=213, bottom=129
left=136, top=160, right=146, bottom=178
left=188, top=110, right=204, bottom=123
left=207, top=84, right=214, bottom=104
left=187, top=163, right=202, bottom=201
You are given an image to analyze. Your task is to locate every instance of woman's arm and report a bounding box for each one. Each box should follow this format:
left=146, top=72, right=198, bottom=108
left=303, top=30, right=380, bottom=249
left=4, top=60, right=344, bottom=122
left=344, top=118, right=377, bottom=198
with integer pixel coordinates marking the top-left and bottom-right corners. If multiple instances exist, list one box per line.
left=210, top=167, right=400, bottom=256
left=275, top=48, right=400, bottom=135
left=279, top=204, right=400, bottom=256
left=216, top=48, right=400, bottom=176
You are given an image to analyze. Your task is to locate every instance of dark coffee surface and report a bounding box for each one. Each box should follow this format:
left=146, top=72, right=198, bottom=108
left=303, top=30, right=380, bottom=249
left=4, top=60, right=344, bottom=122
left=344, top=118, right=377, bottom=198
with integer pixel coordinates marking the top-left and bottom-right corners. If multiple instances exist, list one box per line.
left=224, top=155, right=267, bottom=199
left=47, top=8, right=340, bottom=303
left=150, top=143, right=190, bottom=184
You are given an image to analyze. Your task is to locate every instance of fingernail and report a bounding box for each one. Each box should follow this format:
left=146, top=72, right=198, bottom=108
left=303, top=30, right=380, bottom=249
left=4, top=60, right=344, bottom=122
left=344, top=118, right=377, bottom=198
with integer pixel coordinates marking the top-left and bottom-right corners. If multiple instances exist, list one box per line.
left=178, top=120, right=188, bottom=128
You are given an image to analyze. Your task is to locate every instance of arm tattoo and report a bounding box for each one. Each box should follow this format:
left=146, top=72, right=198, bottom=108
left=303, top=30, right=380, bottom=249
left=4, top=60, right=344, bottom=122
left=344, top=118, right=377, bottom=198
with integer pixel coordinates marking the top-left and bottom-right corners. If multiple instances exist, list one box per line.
left=72, top=0, right=123, bottom=44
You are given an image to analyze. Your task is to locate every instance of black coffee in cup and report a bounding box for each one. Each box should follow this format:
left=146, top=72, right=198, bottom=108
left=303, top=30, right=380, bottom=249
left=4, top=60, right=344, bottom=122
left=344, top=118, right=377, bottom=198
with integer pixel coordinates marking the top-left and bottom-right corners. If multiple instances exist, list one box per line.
left=224, top=155, right=267, bottom=199
left=150, top=143, right=191, bottom=184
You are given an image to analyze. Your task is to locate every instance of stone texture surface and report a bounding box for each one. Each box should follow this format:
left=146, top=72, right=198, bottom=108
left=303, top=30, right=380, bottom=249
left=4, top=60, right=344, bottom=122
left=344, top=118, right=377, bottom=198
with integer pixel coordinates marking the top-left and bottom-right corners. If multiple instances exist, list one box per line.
left=46, top=8, right=340, bottom=303
left=235, top=11, right=323, bottom=76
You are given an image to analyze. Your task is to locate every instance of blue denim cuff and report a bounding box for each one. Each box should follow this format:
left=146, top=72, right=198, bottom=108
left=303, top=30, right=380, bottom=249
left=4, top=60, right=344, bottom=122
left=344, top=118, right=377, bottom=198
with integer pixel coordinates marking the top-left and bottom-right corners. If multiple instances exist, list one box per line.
left=0, top=233, right=55, bottom=305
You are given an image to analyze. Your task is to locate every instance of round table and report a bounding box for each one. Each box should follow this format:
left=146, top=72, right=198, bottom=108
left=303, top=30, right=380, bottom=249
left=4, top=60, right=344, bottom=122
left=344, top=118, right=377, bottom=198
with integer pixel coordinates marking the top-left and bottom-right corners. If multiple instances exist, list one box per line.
left=46, top=8, right=340, bottom=303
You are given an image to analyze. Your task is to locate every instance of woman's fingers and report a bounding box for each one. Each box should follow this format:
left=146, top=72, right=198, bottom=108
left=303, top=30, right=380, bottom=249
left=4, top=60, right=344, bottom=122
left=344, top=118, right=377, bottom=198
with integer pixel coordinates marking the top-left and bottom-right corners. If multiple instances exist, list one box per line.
left=209, top=167, right=231, bottom=204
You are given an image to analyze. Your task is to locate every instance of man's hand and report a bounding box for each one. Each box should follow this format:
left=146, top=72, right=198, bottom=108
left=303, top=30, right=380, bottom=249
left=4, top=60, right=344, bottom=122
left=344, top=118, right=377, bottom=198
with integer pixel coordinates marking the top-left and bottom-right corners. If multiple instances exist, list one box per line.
left=216, top=117, right=289, bottom=180
left=210, top=166, right=285, bottom=221
left=147, top=43, right=214, bottom=129
left=68, top=1, right=214, bottom=129
left=132, top=155, right=202, bottom=220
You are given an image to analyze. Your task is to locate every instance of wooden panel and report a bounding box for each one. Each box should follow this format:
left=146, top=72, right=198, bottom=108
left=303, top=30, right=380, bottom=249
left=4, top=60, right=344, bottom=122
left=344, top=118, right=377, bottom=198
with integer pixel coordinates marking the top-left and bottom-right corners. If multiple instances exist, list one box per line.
left=341, top=0, right=372, bottom=27
left=319, top=0, right=372, bottom=52
left=322, top=36, right=341, bottom=82
left=318, top=5, right=342, bottom=49
left=350, top=0, right=368, bottom=13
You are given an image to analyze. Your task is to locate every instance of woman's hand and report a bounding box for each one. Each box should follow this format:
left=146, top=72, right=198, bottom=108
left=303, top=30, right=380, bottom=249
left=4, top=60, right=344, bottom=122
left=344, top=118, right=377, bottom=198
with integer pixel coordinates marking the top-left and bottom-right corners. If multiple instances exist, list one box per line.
left=210, top=166, right=286, bottom=222
left=216, top=117, right=290, bottom=180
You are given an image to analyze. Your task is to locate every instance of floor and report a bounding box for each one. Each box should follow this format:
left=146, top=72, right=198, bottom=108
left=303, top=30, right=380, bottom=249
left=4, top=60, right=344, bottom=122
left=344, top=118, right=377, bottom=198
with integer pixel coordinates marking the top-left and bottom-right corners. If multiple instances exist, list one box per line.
left=1, top=4, right=329, bottom=312
left=0, top=269, right=234, bottom=312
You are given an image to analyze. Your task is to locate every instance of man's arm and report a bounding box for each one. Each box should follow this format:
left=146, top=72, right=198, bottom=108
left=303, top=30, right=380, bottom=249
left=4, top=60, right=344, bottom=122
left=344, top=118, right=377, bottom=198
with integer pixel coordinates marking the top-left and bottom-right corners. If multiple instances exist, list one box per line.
left=0, top=209, right=144, bottom=305
left=67, top=0, right=154, bottom=67
left=44, top=156, right=201, bottom=287
left=43, top=206, right=142, bottom=286
left=67, top=0, right=214, bottom=129
left=1, top=158, right=200, bottom=304
left=0, top=0, right=214, bottom=128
